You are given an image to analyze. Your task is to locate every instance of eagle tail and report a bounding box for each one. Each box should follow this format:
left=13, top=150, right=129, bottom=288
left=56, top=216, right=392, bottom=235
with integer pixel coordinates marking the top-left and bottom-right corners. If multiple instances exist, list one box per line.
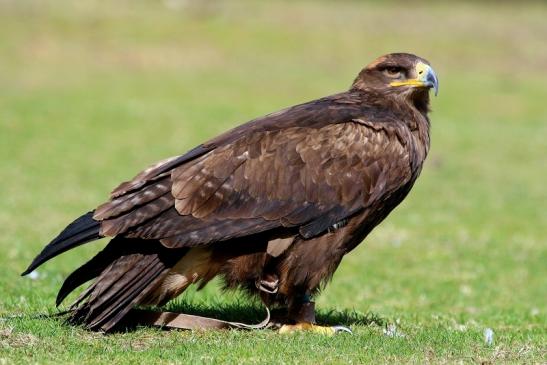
left=21, top=211, right=101, bottom=276
left=56, top=237, right=123, bottom=306
left=64, top=239, right=182, bottom=332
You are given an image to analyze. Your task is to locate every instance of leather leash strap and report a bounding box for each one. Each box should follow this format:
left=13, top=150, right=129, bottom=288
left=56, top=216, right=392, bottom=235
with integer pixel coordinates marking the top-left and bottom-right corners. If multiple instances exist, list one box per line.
left=125, top=306, right=271, bottom=330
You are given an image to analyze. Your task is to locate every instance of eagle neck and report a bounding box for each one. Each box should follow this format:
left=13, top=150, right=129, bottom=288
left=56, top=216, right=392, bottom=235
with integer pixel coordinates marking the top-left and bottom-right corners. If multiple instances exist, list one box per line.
left=396, top=95, right=431, bottom=171
left=407, top=107, right=430, bottom=173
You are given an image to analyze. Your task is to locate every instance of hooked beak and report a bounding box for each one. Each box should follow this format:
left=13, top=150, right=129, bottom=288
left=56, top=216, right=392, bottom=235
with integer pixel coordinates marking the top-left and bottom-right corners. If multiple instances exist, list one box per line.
left=390, top=62, right=439, bottom=96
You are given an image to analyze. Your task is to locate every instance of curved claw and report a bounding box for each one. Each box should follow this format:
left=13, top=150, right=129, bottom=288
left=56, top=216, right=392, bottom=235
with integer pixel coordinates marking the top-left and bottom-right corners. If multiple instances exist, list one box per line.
left=332, top=325, right=352, bottom=334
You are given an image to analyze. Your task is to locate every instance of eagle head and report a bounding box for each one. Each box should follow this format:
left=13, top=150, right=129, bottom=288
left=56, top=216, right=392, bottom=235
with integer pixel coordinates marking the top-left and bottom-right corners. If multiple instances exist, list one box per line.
left=352, top=53, right=439, bottom=97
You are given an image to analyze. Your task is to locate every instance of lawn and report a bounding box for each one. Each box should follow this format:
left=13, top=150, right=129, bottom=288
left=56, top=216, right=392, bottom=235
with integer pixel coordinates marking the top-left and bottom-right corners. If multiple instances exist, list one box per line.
left=0, top=1, right=545, bottom=363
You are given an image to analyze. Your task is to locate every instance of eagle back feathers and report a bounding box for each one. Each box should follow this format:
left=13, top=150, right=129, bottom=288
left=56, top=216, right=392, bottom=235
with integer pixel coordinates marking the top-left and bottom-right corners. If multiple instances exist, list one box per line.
left=93, top=91, right=420, bottom=247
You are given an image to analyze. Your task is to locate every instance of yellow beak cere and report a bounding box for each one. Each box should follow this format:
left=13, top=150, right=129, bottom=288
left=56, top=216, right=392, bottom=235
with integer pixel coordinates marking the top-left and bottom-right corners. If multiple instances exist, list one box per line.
left=390, top=62, right=439, bottom=96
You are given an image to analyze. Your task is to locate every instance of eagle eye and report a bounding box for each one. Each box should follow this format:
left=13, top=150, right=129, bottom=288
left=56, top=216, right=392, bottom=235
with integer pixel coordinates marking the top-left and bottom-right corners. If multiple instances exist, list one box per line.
left=381, top=66, right=405, bottom=79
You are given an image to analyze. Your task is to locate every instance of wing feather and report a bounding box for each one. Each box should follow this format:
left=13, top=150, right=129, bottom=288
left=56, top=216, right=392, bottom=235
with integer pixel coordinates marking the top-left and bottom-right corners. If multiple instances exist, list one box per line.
left=94, top=92, right=414, bottom=247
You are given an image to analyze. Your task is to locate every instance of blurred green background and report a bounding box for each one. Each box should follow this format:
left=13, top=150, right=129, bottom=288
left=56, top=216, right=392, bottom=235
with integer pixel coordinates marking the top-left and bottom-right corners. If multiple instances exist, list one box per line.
left=0, top=1, right=545, bottom=364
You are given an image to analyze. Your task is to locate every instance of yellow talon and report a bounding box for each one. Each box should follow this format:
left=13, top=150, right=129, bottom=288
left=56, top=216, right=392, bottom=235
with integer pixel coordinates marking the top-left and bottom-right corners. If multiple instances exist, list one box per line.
left=278, top=322, right=351, bottom=335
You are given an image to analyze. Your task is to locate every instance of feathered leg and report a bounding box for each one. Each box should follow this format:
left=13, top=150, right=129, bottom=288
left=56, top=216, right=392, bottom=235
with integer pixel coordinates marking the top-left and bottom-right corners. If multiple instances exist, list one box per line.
left=271, top=231, right=356, bottom=335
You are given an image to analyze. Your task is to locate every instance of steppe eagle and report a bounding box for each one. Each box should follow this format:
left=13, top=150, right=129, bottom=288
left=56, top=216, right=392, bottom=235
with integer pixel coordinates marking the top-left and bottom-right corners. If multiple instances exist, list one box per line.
left=23, top=53, right=438, bottom=333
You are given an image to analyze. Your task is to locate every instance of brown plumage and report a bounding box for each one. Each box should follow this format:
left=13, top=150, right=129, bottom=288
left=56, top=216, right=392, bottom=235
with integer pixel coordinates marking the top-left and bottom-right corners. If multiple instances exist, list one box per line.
left=23, top=53, right=438, bottom=332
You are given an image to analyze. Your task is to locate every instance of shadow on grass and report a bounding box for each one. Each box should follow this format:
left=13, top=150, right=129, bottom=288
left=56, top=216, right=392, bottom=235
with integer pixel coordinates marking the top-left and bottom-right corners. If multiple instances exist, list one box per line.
left=161, top=299, right=386, bottom=328
left=2, top=300, right=385, bottom=333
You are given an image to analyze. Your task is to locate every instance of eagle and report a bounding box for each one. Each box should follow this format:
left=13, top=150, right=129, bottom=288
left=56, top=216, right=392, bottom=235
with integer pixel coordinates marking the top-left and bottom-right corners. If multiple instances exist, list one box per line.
left=23, top=53, right=438, bottom=333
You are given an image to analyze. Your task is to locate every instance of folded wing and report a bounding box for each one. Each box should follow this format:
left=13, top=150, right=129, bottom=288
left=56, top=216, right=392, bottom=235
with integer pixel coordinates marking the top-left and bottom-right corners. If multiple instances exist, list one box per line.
left=94, top=115, right=413, bottom=248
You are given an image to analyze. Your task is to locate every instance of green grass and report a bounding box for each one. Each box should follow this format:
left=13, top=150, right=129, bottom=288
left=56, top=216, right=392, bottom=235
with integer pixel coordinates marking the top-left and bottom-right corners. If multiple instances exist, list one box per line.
left=1, top=1, right=546, bottom=363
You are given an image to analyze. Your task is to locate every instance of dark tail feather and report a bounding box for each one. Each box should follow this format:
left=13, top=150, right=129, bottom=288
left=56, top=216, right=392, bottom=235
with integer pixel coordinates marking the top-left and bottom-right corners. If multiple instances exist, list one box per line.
left=82, top=257, right=166, bottom=331
left=56, top=239, right=122, bottom=306
left=22, top=211, right=101, bottom=276
left=66, top=239, right=183, bottom=332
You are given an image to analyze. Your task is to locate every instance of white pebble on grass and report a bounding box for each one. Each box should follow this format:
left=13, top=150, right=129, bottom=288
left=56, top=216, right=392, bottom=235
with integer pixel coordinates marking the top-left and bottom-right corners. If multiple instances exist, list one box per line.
left=27, top=270, right=40, bottom=280
left=383, top=323, right=405, bottom=338
left=483, top=328, right=494, bottom=346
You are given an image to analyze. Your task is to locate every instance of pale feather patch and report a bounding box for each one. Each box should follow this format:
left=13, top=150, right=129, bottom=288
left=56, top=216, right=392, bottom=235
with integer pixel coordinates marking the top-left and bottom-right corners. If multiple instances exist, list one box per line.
left=147, top=248, right=212, bottom=305
left=267, top=237, right=294, bottom=257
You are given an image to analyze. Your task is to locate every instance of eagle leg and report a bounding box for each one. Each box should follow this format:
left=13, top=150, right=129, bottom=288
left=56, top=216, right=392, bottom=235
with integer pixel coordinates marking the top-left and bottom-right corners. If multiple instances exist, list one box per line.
left=279, top=295, right=352, bottom=335
left=288, top=296, right=316, bottom=323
